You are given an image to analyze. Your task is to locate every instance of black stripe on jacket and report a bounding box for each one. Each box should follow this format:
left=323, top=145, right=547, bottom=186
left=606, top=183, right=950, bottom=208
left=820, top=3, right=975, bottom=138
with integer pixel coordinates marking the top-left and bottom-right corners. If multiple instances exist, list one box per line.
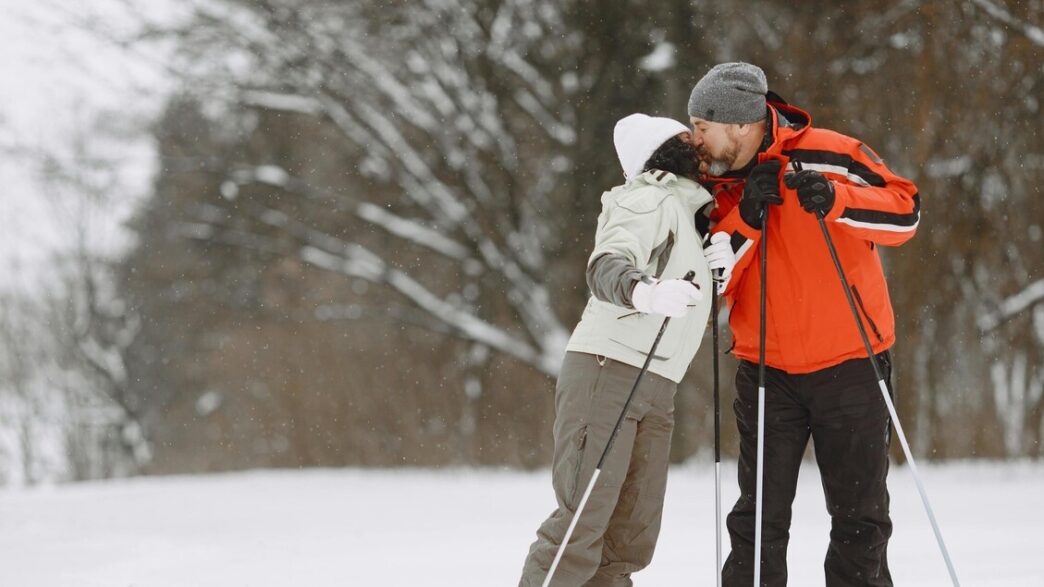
left=840, top=193, right=921, bottom=227
left=782, top=148, right=887, bottom=188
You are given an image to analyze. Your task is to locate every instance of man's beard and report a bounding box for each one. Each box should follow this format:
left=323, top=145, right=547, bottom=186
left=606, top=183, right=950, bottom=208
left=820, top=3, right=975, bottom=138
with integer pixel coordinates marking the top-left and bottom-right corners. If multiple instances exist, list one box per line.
left=700, top=142, right=740, bottom=177
left=705, top=158, right=732, bottom=177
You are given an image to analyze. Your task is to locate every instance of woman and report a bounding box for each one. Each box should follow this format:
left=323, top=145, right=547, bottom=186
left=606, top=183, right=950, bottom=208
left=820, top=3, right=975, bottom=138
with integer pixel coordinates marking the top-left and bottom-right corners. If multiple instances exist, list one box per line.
left=519, top=113, right=734, bottom=586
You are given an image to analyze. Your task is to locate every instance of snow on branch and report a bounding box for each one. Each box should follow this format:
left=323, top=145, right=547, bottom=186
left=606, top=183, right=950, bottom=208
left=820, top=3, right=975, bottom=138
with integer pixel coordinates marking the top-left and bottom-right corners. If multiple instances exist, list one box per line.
left=338, top=36, right=442, bottom=135
left=968, top=0, right=1044, bottom=48
left=978, top=278, right=1044, bottom=332
left=228, top=164, right=473, bottom=261
left=513, top=90, right=576, bottom=146
left=354, top=203, right=471, bottom=260
left=239, top=90, right=322, bottom=115
left=351, top=100, right=472, bottom=224
left=237, top=201, right=559, bottom=374
left=154, top=0, right=572, bottom=374
left=297, top=245, right=549, bottom=372
left=296, top=97, right=568, bottom=354
left=179, top=193, right=557, bottom=371
left=309, top=94, right=473, bottom=230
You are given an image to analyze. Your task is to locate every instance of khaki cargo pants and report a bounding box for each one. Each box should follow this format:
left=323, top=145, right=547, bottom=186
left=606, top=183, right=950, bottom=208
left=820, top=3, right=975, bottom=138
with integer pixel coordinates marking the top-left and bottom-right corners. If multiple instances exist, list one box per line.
left=520, top=351, right=677, bottom=587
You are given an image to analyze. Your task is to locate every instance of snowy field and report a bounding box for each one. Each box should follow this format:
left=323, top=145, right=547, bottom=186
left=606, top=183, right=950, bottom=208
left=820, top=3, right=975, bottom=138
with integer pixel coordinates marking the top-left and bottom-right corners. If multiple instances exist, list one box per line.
left=2, top=462, right=1042, bottom=586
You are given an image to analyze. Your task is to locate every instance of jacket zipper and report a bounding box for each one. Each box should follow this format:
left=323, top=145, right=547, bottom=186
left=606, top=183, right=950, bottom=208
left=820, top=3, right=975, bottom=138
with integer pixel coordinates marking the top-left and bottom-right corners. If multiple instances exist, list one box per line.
left=850, top=285, right=884, bottom=343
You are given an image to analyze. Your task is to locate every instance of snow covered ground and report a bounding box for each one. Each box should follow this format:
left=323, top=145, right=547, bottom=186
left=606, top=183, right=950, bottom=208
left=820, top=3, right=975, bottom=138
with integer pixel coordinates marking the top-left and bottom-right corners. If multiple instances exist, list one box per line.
left=1, top=461, right=1042, bottom=586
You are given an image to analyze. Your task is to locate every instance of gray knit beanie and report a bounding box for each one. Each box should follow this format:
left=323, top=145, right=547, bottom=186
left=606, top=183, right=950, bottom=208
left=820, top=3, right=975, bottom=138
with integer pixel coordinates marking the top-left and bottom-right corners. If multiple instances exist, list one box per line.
left=687, top=62, right=768, bottom=124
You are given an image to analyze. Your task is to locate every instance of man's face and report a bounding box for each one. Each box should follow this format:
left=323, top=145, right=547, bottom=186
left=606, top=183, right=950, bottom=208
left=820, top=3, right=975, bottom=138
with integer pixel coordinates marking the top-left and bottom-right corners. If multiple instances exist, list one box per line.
left=689, top=117, right=742, bottom=176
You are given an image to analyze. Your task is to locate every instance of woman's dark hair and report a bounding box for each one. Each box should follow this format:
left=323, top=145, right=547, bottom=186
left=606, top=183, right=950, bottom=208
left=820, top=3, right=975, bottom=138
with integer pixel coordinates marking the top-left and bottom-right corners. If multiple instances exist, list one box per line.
left=642, top=136, right=700, bottom=179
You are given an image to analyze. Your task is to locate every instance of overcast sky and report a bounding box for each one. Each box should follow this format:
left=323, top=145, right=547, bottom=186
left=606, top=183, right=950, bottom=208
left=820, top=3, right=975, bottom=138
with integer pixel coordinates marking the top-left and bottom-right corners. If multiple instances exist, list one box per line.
left=0, top=0, right=172, bottom=293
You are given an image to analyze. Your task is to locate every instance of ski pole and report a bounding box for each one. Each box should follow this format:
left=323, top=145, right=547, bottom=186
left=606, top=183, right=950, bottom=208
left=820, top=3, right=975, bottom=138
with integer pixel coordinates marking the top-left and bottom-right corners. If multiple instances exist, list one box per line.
left=543, top=270, right=697, bottom=587
left=753, top=205, right=768, bottom=587
left=710, top=265, right=723, bottom=587
left=704, top=231, right=725, bottom=586
left=797, top=163, right=960, bottom=586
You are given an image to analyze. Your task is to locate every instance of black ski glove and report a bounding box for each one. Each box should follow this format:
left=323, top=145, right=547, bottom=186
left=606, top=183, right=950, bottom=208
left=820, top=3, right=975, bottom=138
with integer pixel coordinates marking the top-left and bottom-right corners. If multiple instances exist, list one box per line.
left=739, top=160, right=784, bottom=229
left=784, top=169, right=836, bottom=216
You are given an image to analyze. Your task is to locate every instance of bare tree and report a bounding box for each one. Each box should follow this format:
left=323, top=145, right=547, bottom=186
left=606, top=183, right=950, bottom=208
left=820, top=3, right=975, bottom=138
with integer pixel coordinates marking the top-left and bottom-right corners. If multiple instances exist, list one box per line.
left=0, top=293, right=52, bottom=485
left=0, top=118, right=153, bottom=484
left=124, top=0, right=589, bottom=377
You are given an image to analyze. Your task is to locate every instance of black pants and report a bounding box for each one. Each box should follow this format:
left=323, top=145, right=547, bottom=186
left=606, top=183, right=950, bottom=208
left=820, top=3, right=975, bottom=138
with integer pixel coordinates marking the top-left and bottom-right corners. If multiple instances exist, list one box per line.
left=721, top=353, right=894, bottom=587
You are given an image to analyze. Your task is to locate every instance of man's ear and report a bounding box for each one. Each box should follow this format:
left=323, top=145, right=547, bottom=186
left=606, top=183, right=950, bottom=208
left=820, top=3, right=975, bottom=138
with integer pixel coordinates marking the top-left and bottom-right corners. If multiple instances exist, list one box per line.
left=735, top=123, right=754, bottom=137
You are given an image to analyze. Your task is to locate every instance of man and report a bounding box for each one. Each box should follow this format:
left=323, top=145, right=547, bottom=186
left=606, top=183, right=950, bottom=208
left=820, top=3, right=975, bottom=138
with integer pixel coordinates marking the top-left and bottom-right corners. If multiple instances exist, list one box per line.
left=519, top=113, right=721, bottom=586
left=688, top=62, right=920, bottom=586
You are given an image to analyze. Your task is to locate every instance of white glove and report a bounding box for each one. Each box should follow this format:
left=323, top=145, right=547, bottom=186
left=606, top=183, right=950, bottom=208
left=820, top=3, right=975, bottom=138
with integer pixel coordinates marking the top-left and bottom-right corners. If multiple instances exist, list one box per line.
left=704, top=232, right=736, bottom=294
left=631, top=278, right=703, bottom=317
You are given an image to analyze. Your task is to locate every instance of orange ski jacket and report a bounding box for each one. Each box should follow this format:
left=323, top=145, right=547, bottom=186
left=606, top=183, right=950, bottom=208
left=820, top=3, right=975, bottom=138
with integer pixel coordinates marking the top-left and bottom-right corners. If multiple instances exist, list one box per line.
left=708, top=99, right=920, bottom=374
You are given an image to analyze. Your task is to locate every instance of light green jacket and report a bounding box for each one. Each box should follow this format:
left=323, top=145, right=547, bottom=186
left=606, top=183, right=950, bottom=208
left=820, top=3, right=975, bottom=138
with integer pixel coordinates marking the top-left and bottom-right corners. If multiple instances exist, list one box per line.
left=566, top=170, right=714, bottom=383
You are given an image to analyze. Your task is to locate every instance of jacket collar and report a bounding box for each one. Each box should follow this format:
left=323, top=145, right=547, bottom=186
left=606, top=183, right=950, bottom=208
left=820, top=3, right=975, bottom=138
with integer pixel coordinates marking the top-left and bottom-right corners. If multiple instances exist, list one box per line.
left=673, top=175, right=713, bottom=211
left=638, top=170, right=711, bottom=208
left=760, top=99, right=811, bottom=160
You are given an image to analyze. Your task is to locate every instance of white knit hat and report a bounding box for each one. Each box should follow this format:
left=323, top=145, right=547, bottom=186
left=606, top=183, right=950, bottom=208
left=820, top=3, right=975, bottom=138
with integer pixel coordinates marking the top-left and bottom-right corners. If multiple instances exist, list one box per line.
left=613, top=113, right=690, bottom=181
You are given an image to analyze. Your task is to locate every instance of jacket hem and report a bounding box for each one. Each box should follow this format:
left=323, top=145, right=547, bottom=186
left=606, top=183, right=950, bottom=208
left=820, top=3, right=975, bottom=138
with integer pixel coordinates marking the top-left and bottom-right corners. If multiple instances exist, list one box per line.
left=732, top=335, right=895, bottom=375
left=564, top=342, right=686, bottom=383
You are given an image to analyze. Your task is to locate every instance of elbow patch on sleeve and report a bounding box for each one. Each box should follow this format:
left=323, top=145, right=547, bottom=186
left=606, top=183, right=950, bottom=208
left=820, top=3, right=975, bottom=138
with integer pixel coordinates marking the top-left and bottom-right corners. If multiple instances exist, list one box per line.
left=587, top=253, right=645, bottom=307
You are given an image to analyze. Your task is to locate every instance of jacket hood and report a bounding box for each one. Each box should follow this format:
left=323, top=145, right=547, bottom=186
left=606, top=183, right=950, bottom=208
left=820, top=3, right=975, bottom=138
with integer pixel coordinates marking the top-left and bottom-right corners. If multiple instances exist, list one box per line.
left=763, top=94, right=811, bottom=153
